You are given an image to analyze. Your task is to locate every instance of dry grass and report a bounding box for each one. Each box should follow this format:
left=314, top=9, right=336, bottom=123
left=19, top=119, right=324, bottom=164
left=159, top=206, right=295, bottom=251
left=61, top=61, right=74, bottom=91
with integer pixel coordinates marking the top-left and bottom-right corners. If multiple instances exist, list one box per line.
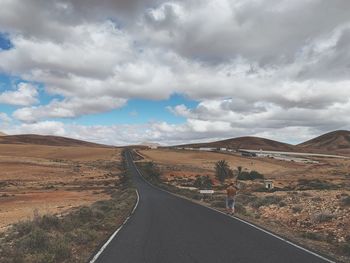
left=0, top=144, right=122, bottom=231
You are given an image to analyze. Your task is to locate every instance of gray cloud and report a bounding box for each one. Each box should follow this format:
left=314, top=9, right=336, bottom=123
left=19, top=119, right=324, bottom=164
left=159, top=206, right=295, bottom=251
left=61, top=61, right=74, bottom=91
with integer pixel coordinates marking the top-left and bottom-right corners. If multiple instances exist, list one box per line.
left=0, top=0, right=350, bottom=144
left=13, top=96, right=126, bottom=123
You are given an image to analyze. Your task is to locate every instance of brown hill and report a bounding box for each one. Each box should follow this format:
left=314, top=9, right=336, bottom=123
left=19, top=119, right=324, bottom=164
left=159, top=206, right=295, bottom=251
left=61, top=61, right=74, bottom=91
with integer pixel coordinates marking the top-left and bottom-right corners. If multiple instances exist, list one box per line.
left=0, top=134, right=111, bottom=148
left=178, top=136, right=296, bottom=152
left=297, top=130, right=350, bottom=154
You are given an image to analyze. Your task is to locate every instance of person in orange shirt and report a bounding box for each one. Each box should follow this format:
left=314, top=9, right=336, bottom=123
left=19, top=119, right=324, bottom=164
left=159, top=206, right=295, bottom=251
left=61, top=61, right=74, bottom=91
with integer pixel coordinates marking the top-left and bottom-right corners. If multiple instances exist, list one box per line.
left=226, top=182, right=238, bottom=215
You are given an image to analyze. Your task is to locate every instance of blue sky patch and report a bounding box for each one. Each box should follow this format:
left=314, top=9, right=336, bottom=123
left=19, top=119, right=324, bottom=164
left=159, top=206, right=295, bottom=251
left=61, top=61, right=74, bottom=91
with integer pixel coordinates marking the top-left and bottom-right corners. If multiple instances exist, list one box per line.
left=75, top=94, right=198, bottom=125
left=0, top=33, right=13, bottom=51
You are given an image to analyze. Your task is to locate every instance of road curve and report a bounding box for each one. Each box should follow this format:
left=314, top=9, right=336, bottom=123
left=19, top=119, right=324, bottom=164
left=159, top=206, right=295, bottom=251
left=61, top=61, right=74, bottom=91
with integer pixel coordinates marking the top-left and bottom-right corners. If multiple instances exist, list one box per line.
left=94, top=150, right=334, bottom=263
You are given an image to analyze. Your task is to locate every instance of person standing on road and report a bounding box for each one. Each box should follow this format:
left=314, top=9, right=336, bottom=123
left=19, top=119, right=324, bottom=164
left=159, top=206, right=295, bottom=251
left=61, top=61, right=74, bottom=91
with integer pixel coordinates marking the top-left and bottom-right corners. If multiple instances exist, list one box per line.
left=226, top=182, right=238, bottom=215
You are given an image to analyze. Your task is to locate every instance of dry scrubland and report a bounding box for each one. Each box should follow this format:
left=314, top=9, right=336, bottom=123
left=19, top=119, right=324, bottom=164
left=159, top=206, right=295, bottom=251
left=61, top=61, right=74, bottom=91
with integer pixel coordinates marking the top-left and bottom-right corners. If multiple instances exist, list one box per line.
left=139, top=148, right=350, bottom=262
left=0, top=144, right=136, bottom=262
left=0, top=144, right=122, bottom=231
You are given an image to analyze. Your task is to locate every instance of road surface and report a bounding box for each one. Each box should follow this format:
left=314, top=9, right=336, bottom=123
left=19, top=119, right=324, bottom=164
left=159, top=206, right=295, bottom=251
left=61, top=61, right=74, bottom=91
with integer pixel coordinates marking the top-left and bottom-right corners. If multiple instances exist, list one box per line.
left=94, top=150, right=334, bottom=263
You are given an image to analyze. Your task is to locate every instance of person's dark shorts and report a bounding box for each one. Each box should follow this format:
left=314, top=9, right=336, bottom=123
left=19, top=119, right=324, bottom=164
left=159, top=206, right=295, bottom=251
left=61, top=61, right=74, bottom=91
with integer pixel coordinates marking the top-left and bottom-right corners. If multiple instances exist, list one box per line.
left=226, top=197, right=235, bottom=209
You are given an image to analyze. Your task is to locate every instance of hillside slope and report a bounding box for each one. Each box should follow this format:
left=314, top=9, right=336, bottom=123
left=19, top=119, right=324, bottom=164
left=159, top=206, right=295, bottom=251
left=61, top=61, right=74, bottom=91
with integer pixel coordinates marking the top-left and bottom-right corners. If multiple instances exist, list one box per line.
left=178, top=136, right=296, bottom=152
left=297, top=130, right=350, bottom=154
left=0, top=134, right=111, bottom=147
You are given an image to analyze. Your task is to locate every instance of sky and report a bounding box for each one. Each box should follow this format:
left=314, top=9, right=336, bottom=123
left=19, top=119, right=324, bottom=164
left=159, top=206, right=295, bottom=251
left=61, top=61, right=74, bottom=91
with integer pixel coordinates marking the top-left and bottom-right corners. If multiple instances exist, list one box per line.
left=0, top=0, right=350, bottom=146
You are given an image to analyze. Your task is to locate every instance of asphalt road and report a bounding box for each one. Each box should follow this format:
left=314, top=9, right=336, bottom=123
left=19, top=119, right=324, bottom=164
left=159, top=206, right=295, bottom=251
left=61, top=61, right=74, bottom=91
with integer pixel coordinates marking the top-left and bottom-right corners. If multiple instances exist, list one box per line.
left=94, top=150, right=334, bottom=263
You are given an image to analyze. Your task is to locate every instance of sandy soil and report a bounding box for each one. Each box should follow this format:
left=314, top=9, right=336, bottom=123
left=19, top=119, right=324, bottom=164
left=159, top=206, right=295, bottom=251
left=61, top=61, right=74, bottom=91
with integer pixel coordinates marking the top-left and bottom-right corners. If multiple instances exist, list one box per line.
left=139, top=148, right=292, bottom=173
left=0, top=144, right=122, bottom=231
left=139, top=149, right=349, bottom=185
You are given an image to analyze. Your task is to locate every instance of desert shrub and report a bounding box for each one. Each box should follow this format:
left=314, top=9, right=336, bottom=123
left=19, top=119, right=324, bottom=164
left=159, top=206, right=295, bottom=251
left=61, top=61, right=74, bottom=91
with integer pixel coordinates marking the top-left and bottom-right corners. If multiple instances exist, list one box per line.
left=340, top=196, right=350, bottom=206
left=23, top=252, right=55, bottom=263
left=38, top=215, right=61, bottom=230
left=301, top=192, right=312, bottom=197
left=193, top=175, right=213, bottom=189
left=311, top=212, right=334, bottom=223
left=341, top=243, right=350, bottom=256
left=291, top=205, right=303, bottom=213
left=251, top=195, right=282, bottom=208
left=237, top=170, right=264, bottom=180
left=235, top=203, right=247, bottom=215
left=311, top=196, right=322, bottom=202
left=210, top=200, right=226, bottom=208
left=49, top=237, right=71, bottom=261
left=278, top=201, right=287, bottom=207
left=72, top=229, right=98, bottom=245
left=13, top=221, right=36, bottom=236
left=297, top=179, right=335, bottom=190
left=236, top=194, right=258, bottom=205
left=249, top=171, right=264, bottom=180
left=76, top=206, right=94, bottom=224
left=301, top=231, right=323, bottom=241
left=19, top=227, right=50, bottom=252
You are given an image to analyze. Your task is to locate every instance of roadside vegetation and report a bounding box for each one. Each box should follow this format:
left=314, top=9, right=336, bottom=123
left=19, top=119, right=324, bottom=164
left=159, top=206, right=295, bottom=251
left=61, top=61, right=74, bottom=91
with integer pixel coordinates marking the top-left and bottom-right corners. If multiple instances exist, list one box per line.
left=0, top=150, right=136, bottom=263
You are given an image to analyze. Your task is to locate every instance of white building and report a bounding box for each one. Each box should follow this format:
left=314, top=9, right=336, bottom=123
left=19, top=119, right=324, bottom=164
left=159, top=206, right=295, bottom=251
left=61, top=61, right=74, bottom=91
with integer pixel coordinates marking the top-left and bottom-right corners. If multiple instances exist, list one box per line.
left=199, top=147, right=215, bottom=151
left=264, top=180, right=274, bottom=190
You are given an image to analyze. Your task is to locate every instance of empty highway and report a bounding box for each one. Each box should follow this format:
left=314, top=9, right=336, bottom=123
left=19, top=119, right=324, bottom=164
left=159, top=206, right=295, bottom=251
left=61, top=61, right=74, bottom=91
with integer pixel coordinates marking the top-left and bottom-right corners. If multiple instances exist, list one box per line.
left=93, top=150, right=334, bottom=263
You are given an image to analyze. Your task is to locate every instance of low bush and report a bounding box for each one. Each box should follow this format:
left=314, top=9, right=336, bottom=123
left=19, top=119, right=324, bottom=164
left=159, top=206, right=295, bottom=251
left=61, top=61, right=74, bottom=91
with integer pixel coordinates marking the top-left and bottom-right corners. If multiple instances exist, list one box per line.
left=297, top=179, right=336, bottom=190
left=193, top=175, right=213, bottom=189
left=210, top=200, right=226, bottom=208
left=311, top=212, right=334, bottom=223
left=291, top=205, right=303, bottom=213
left=340, top=196, right=350, bottom=206
left=341, top=243, right=350, bottom=256
left=235, top=194, right=258, bottom=205
left=251, top=195, right=282, bottom=208
left=237, top=170, right=264, bottom=181
left=301, top=231, right=324, bottom=241
left=235, top=203, right=247, bottom=215
left=311, top=196, right=322, bottom=202
left=1, top=187, right=136, bottom=263
left=278, top=201, right=287, bottom=207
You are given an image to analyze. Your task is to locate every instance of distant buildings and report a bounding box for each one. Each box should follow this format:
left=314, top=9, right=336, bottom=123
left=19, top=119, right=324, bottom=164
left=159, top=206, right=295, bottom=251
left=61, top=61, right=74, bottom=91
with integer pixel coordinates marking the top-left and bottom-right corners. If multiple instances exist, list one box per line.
left=149, top=145, right=158, bottom=149
left=199, top=147, right=216, bottom=151
left=239, top=150, right=257, bottom=157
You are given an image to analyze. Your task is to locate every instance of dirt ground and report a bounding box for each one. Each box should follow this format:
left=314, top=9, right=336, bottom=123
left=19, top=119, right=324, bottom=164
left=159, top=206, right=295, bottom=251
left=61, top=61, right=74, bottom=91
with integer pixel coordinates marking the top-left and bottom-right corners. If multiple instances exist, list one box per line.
left=139, top=149, right=349, bottom=186
left=0, top=144, right=122, bottom=231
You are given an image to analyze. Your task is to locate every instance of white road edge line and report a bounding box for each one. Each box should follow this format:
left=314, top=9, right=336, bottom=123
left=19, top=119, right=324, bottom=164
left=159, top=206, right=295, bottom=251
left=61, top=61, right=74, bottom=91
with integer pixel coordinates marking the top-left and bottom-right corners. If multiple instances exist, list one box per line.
left=131, top=153, right=336, bottom=263
left=89, top=189, right=140, bottom=263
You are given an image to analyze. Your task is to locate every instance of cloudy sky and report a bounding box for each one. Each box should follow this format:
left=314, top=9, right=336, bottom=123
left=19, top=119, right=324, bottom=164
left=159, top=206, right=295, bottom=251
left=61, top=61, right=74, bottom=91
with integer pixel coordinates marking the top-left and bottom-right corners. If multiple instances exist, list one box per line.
left=0, top=0, right=349, bottom=145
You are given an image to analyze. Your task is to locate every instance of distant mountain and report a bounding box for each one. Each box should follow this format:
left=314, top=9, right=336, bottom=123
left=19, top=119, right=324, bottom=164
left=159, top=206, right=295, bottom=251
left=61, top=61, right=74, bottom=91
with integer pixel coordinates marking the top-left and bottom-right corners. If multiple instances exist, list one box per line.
left=0, top=134, right=111, bottom=147
left=140, top=142, right=161, bottom=147
left=0, top=131, right=6, bottom=136
left=177, top=136, right=296, bottom=152
left=297, top=130, right=350, bottom=154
